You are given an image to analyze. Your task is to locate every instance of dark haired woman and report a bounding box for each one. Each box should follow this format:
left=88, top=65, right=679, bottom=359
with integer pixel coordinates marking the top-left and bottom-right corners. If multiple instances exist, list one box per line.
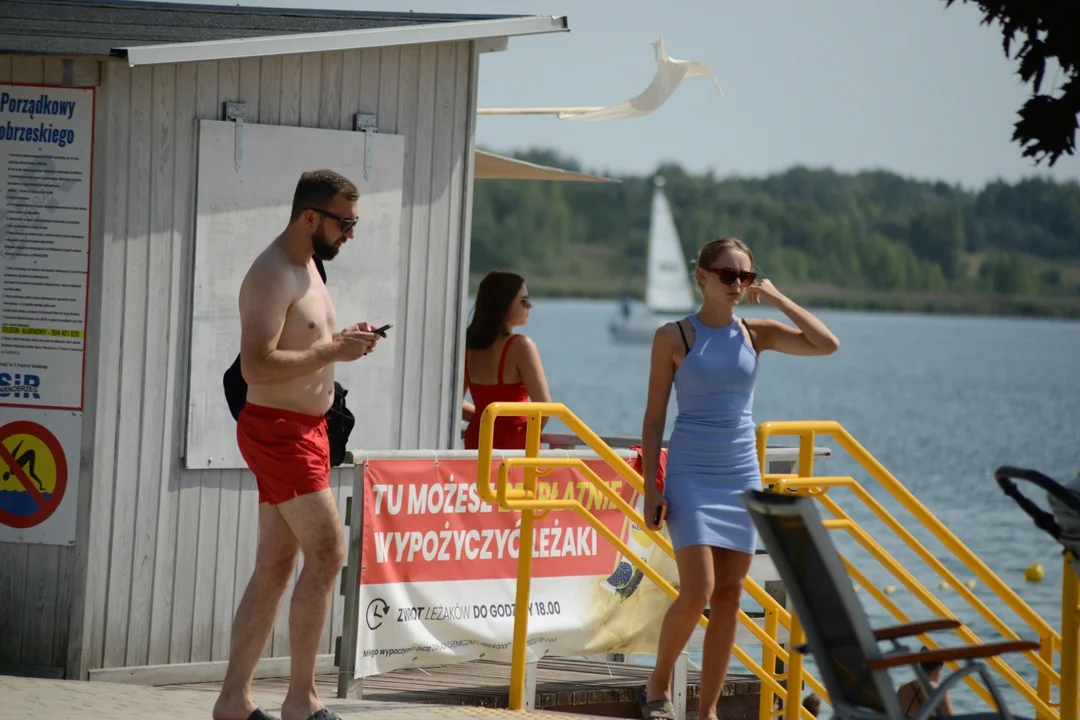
left=462, top=271, right=552, bottom=450
left=639, top=237, right=839, bottom=720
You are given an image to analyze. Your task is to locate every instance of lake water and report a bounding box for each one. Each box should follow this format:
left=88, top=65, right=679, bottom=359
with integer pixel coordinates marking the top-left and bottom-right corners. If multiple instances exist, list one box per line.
left=513, top=298, right=1080, bottom=715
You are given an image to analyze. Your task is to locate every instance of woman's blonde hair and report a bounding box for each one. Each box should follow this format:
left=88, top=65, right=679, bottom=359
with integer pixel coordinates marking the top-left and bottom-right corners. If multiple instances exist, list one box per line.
left=694, top=236, right=754, bottom=290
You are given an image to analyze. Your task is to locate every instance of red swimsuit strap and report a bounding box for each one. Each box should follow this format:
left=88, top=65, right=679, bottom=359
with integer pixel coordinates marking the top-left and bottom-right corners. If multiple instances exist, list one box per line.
left=497, top=334, right=519, bottom=385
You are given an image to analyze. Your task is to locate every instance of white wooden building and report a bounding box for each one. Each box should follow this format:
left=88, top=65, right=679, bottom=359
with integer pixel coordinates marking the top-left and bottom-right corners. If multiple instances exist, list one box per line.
left=0, top=0, right=568, bottom=682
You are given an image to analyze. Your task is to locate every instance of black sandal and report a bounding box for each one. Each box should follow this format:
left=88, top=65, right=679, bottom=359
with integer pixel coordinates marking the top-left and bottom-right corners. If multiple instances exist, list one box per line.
left=303, top=710, right=344, bottom=720
left=638, top=687, right=677, bottom=720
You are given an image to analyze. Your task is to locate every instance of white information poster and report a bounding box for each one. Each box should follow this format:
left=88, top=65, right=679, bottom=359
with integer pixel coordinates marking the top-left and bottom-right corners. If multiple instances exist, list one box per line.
left=0, top=83, right=95, bottom=411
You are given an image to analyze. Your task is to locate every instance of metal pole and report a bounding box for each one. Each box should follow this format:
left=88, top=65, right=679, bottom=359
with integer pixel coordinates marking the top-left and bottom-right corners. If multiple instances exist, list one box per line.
left=1060, top=556, right=1079, bottom=720
left=336, top=462, right=366, bottom=699
left=508, top=411, right=543, bottom=710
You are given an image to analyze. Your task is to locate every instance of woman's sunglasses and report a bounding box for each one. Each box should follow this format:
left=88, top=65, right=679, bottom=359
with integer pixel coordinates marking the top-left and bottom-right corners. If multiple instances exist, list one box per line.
left=703, top=266, right=758, bottom=287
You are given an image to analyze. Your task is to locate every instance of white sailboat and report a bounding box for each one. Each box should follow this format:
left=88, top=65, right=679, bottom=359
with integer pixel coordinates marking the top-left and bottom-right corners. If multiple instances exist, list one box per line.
left=609, top=176, right=696, bottom=343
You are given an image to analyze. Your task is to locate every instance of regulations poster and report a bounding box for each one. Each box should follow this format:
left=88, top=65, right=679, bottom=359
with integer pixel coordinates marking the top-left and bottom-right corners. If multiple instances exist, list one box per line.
left=356, top=458, right=681, bottom=677
left=0, top=84, right=95, bottom=410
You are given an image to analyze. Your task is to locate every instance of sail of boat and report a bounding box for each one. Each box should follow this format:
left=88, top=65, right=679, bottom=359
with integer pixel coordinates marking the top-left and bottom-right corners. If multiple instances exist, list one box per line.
left=609, top=176, right=695, bottom=343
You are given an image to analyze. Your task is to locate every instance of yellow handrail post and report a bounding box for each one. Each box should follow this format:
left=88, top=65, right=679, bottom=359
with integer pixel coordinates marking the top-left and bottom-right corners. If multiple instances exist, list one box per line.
left=1038, top=634, right=1055, bottom=720
left=755, top=425, right=778, bottom=719
left=782, top=432, right=815, bottom=720
left=758, top=606, right=779, bottom=720
left=508, top=410, right=544, bottom=711
left=784, top=612, right=806, bottom=720
left=798, top=431, right=816, bottom=480
left=508, top=506, right=536, bottom=709
left=1061, top=557, right=1080, bottom=720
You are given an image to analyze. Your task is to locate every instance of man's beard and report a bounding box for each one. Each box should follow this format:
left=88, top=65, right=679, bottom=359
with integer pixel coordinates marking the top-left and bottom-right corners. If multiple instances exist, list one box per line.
left=312, top=225, right=342, bottom=261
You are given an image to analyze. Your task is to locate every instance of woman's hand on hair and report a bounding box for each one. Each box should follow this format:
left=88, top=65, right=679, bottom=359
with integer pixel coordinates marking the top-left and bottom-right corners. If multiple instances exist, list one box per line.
left=747, top=283, right=841, bottom=356
left=746, top=279, right=785, bottom=307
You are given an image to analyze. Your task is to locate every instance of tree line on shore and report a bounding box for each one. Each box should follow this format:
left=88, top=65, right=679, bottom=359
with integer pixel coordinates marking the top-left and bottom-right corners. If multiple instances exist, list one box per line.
left=469, top=148, right=1080, bottom=301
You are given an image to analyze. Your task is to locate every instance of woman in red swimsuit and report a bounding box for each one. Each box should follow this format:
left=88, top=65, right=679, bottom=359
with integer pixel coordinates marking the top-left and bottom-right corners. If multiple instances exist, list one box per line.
left=461, top=271, right=552, bottom=450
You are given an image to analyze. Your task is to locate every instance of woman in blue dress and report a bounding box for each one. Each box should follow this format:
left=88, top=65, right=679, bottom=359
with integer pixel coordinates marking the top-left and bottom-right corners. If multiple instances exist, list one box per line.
left=639, top=236, right=840, bottom=720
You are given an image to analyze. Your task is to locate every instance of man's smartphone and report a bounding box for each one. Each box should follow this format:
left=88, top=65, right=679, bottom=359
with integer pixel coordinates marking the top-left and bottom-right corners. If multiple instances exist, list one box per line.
left=373, top=323, right=393, bottom=337
left=653, top=504, right=666, bottom=527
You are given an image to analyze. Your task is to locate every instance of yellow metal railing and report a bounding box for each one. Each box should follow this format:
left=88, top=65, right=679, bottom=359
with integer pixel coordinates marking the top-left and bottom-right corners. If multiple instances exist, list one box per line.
left=474, top=406, right=1077, bottom=720
left=475, top=402, right=824, bottom=718
left=755, top=421, right=1077, bottom=720
left=1060, top=555, right=1080, bottom=720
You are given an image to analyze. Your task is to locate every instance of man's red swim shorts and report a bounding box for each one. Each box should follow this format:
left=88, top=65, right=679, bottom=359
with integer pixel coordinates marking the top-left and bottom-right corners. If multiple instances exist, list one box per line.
left=237, top=402, right=330, bottom=505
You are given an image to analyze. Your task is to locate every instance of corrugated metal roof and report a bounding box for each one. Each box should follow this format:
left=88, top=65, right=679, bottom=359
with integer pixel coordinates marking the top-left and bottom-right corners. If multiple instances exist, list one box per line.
left=0, top=0, right=522, bottom=57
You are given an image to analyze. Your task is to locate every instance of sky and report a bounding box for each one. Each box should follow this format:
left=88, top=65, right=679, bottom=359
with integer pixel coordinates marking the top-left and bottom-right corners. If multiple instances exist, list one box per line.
left=166, top=0, right=1080, bottom=189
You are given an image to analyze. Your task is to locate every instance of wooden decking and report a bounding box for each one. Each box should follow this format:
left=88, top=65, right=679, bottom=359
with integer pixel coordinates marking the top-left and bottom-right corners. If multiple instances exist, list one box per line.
left=177, top=658, right=762, bottom=720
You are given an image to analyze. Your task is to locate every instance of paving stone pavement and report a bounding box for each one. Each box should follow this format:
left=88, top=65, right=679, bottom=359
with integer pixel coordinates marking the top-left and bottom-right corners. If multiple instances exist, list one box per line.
left=0, top=675, right=594, bottom=720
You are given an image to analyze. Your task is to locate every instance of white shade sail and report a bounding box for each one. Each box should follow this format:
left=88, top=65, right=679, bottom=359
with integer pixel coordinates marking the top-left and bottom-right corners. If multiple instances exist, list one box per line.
left=476, top=37, right=722, bottom=122
left=474, top=150, right=618, bottom=183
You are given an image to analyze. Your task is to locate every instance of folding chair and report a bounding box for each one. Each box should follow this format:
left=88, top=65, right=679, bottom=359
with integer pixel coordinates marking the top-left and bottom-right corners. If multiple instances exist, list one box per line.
left=741, top=490, right=1038, bottom=720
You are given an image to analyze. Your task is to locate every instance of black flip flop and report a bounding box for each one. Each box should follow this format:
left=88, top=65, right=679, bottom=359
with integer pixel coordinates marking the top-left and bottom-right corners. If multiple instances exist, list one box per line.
left=248, top=709, right=279, bottom=720
left=638, top=686, right=677, bottom=720
left=304, top=710, right=343, bottom=720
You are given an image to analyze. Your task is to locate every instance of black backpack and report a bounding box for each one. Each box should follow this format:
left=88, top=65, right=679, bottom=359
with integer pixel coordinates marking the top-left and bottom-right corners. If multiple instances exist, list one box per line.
left=222, top=256, right=356, bottom=467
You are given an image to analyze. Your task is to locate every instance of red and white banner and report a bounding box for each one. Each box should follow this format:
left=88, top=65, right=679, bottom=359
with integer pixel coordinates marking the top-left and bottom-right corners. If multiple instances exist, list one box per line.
left=355, top=457, right=680, bottom=676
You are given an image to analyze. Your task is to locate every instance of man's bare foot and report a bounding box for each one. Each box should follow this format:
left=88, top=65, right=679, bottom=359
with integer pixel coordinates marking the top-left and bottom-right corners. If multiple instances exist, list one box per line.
left=212, top=690, right=263, bottom=720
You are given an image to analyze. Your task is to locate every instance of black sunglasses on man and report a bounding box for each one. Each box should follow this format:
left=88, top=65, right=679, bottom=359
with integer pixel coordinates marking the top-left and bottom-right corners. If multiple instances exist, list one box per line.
left=306, top=206, right=359, bottom=233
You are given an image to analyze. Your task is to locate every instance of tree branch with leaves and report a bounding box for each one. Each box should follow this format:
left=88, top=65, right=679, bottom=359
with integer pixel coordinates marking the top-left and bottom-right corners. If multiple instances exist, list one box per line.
left=945, top=0, right=1079, bottom=166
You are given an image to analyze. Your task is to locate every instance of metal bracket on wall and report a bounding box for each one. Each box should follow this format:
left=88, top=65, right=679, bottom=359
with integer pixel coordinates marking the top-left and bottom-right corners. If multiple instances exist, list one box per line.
left=354, top=113, right=377, bottom=180
left=225, top=102, right=247, bottom=172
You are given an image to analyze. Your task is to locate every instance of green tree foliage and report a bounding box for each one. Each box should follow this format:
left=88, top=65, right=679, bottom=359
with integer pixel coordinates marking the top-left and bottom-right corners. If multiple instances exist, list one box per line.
left=943, top=0, right=1079, bottom=166
left=981, top=251, right=1036, bottom=294
left=470, top=150, right=1080, bottom=299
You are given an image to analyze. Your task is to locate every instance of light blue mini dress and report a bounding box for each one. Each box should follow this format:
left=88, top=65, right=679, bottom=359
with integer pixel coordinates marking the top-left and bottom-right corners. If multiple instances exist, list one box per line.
left=664, top=313, right=761, bottom=555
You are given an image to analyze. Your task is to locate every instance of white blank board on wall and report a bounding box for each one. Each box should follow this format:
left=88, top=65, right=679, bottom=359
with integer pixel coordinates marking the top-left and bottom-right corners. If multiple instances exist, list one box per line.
left=185, top=119, right=405, bottom=470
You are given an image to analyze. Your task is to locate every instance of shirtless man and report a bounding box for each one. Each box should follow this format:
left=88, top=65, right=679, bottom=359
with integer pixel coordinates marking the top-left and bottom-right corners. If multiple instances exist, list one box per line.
left=214, top=169, right=381, bottom=720
left=896, top=654, right=953, bottom=717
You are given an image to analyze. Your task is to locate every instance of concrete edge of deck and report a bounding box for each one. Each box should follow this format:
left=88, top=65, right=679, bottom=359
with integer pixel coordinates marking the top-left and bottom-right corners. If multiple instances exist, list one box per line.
left=0, top=674, right=615, bottom=720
